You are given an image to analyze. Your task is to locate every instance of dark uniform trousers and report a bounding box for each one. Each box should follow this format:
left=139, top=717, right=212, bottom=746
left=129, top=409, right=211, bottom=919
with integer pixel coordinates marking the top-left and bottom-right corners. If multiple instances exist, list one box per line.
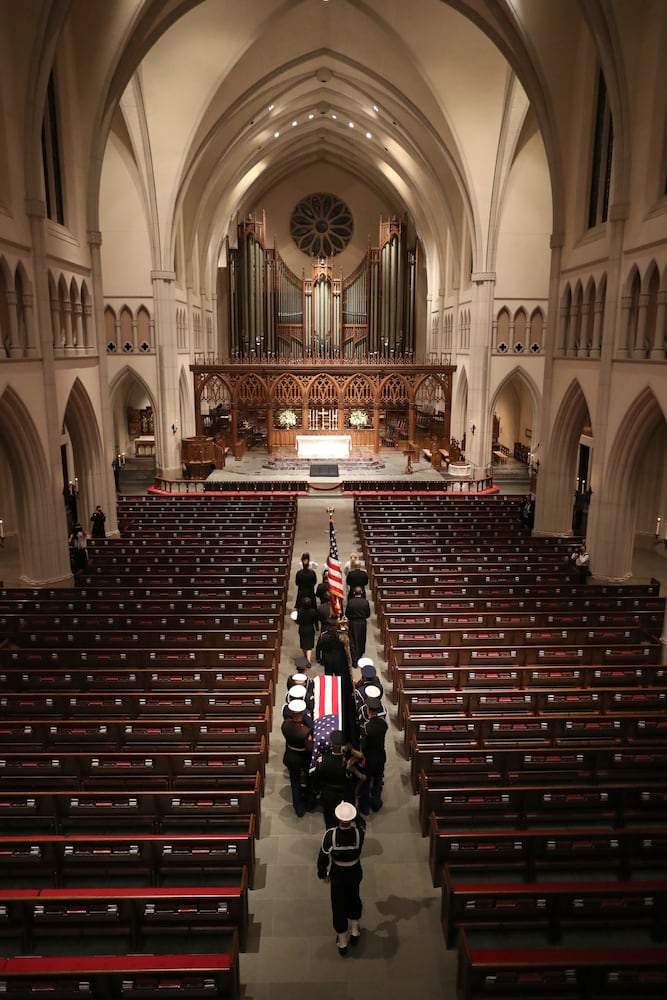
left=330, top=863, right=363, bottom=934
left=318, top=822, right=365, bottom=934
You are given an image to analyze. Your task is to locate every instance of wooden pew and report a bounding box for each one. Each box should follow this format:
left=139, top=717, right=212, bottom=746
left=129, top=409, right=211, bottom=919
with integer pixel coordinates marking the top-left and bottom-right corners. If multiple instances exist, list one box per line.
left=0, top=944, right=240, bottom=999
left=456, top=929, right=667, bottom=999
left=418, top=777, right=667, bottom=836
left=0, top=748, right=268, bottom=794
left=442, top=872, right=667, bottom=949
left=0, top=717, right=270, bottom=752
left=428, top=819, right=667, bottom=887
left=0, top=883, right=249, bottom=951
left=0, top=833, right=256, bottom=889
left=0, top=780, right=263, bottom=836
left=409, top=743, right=667, bottom=794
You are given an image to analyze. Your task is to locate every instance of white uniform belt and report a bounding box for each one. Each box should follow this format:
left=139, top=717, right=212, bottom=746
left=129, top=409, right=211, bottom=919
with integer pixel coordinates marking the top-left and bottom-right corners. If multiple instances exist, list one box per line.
left=333, top=858, right=359, bottom=867
left=287, top=745, right=307, bottom=751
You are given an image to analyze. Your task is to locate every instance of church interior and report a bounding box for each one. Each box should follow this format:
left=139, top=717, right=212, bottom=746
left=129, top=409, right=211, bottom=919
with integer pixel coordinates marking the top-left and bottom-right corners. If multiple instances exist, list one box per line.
left=1, top=1, right=667, bottom=997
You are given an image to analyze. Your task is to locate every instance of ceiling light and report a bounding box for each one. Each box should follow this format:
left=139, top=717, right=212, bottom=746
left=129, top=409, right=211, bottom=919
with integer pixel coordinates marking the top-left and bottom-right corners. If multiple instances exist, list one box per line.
left=366, top=131, right=372, bottom=139
left=308, top=113, right=315, bottom=120
left=268, top=104, right=274, bottom=111
left=348, top=122, right=354, bottom=128
left=274, top=131, right=280, bottom=138
left=373, top=105, right=379, bottom=113
left=291, top=120, right=298, bottom=126
left=331, top=114, right=337, bottom=119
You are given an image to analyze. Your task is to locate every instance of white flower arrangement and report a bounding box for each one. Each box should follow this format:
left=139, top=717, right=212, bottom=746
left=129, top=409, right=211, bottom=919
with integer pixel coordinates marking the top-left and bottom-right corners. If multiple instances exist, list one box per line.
left=278, top=408, right=298, bottom=428
left=349, top=408, right=368, bottom=428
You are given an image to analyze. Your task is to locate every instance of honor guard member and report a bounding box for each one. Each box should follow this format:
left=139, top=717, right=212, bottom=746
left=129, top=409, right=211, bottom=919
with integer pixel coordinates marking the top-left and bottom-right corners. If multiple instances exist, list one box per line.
left=282, top=685, right=314, bottom=726
left=317, top=801, right=366, bottom=955
left=281, top=699, right=313, bottom=818
left=359, top=696, right=388, bottom=815
left=356, top=683, right=387, bottom=735
left=287, top=672, right=315, bottom=710
left=356, top=659, right=384, bottom=697
left=315, top=729, right=356, bottom=829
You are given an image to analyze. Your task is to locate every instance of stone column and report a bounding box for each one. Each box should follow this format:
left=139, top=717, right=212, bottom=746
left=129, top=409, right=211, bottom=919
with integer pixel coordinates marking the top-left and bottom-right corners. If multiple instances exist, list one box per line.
left=566, top=300, right=578, bottom=356
left=88, top=230, right=120, bottom=536
left=577, top=301, right=590, bottom=357
left=632, top=292, right=649, bottom=358
left=533, top=234, right=569, bottom=536
left=590, top=298, right=603, bottom=359
left=24, top=198, right=72, bottom=583
left=650, top=291, right=666, bottom=359
left=151, top=269, right=181, bottom=478
left=22, top=292, right=38, bottom=357
left=5, top=291, right=22, bottom=357
left=466, top=272, right=495, bottom=474
left=63, top=299, right=74, bottom=350
left=73, top=302, right=83, bottom=350
left=583, top=203, right=629, bottom=577
left=616, top=296, right=631, bottom=358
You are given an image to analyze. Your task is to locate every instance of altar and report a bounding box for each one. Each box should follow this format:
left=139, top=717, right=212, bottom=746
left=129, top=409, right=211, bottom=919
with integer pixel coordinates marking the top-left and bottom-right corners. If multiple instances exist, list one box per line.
left=296, top=435, right=351, bottom=460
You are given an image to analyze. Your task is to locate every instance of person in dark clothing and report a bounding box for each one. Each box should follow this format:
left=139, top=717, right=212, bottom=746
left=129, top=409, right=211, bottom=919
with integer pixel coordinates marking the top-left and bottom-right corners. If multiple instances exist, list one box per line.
left=355, top=660, right=384, bottom=699
left=281, top=700, right=313, bottom=817
left=295, top=551, right=317, bottom=609
left=90, top=505, right=106, bottom=538
left=317, top=801, right=366, bottom=955
left=346, top=556, right=369, bottom=599
left=315, top=729, right=357, bottom=829
left=297, top=595, right=319, bottom=664
left=317, top=619, right=358, bottom=745
left=345, top=585, right=371, bottom=666
left=316, top=567, right=330, bottom=603
left=316, top=619, right=349, bottom=677
left=316, top=589, right=333, bottom=629
left=359, top=696, right=388, bottom=815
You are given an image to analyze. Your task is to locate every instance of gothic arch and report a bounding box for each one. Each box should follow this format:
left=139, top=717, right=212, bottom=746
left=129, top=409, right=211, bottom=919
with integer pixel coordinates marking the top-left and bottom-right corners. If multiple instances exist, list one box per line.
left=63, top=378, right=106, bottom=530
left=489, top=366, right=542, bottom=450
left=545, top=379, right=592, bottom=525
left=178, top=365, right=192, bottom=436
left=452, top=365, right=469, bottom=442
left=0, top=386, right=68, bottom=583
left=109, top=365, right=158, bottom=457
left=594, top=387, right=667, bottom=577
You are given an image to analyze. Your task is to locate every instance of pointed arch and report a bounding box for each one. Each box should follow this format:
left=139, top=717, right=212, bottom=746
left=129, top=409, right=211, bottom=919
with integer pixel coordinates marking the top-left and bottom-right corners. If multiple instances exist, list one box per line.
left=487, top=365, right=542, bottom=453
left=178, top=364, right=192, bottom=436
left=0, top=386, right=69, bottom=583
left=452, top=365, right=469, bottom=442
left=63, top=378, right=106, bottom=527
left=594, top=387, right=667, bottom=577
left=546, top=379, right=592, bottom=526
left=109, top=364, right=158, bottom=457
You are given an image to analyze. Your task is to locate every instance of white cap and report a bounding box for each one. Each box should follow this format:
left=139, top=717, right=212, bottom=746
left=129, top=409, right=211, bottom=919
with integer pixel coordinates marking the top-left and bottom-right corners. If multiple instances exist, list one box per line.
left=357, top=656, right=374, bottom=669
left=363, top=685, right=382, bottom=701
left=334, top=802, right=357, bottom=823
left=290, top=610, right=299, bottom=621
left=291, top=673, right=309, bottom=685
left=288, top=699, right=307, bottom=714
left=287, top=685, right=308, bottom=702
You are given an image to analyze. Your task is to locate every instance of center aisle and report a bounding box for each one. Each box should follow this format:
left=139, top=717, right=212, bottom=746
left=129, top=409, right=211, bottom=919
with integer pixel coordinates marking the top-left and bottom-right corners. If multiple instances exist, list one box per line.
left=239, top=495, right=454, bottom=999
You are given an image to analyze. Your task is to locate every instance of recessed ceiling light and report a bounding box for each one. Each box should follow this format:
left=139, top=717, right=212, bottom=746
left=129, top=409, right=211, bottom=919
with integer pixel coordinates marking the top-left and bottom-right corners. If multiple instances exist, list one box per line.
left=373, top=105, right=379, bottom=112
left=348, top=122, right=354, bottom=128
left=274, top=131, right=280, bottom=138
left=291, top=120, right=298, bottom=126
left=366, top=131, right=372, bottom=139
left=268, top=104, right=274, bottom=111
left=331, top=114, right=337, bottom=119
left=308, top=113, right=315, bottom=120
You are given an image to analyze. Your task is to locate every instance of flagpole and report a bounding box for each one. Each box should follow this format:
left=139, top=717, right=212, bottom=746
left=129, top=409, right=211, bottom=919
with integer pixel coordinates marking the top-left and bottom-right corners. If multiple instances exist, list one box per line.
left=326, top=505, right=343, bottom=620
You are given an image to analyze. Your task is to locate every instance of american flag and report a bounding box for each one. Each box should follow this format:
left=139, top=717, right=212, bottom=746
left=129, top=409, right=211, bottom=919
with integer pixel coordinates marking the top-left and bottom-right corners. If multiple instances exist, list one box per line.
left=312, top=674, right=341, bottom=757
left=326, top=517, right=344, bottom=615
